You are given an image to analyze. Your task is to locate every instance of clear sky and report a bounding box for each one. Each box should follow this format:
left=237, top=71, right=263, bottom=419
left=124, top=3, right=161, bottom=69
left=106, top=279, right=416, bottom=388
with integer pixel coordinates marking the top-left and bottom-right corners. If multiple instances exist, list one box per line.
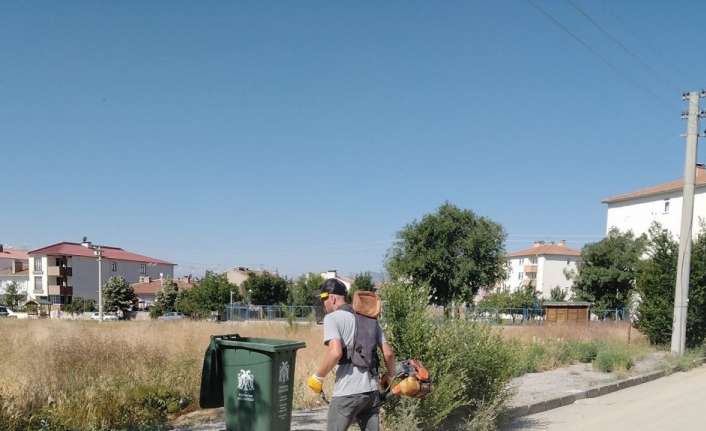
left=3, top=1, right=704, bottom=277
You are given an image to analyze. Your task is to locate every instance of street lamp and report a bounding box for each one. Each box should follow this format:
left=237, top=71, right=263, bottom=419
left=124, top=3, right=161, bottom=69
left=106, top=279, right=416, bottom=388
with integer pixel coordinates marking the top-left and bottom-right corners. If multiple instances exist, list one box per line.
left=94, top=246, right=103, bottom=321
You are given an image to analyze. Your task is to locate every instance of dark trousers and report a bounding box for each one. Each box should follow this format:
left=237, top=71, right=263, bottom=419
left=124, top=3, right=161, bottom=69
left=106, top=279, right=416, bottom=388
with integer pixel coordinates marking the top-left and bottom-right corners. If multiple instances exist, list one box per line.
left=327, top=391, right=380, bottom=431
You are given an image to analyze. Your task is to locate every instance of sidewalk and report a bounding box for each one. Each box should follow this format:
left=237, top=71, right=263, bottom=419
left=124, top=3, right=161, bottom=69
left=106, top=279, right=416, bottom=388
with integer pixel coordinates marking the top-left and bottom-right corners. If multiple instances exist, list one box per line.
left=170, top=352, right=673, bottom=431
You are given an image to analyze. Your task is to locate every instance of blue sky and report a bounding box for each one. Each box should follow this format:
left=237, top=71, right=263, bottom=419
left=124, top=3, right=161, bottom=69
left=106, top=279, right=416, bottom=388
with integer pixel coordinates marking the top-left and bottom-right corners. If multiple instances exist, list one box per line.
left=3, top=1, right=703, bottom=276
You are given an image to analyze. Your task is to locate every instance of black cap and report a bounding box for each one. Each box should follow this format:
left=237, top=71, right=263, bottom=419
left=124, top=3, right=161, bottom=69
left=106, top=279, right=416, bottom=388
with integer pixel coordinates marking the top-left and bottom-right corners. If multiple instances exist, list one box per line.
left=319, top=278, right=348, bottom=299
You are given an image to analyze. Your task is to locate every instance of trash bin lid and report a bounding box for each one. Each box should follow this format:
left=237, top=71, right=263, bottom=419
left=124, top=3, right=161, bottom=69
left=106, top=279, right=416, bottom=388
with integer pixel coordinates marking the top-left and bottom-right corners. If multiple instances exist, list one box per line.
left=215, top=334, right=306, bottom=353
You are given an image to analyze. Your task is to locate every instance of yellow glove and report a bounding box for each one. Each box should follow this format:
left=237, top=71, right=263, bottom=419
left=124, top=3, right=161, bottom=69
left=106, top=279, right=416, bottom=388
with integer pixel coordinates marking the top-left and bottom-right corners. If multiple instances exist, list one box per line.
left=307, top=374, right=323, bottom=394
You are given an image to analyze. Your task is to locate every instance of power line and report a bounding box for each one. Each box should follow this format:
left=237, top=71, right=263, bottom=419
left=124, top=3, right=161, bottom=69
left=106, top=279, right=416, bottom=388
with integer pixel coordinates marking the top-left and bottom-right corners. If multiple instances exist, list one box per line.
left=565, top=0, right=676, bottom=87
left=526, top=0, right=671, bottom=111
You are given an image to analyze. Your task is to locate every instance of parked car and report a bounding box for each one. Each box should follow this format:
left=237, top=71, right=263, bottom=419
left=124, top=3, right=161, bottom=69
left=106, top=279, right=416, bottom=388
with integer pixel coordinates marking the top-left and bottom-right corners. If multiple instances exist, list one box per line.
left=158, top=312, right=186, bottom=321
left=0, top=306, right=9, bottom=317
left=90, top=312, right=119, bottom=321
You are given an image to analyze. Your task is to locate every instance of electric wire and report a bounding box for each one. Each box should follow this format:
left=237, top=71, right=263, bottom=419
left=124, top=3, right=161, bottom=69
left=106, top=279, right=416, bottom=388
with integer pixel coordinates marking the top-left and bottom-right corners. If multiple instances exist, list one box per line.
left=565, top=0, right=677, bottom=88
left=526, top=0, right=672, bottom=111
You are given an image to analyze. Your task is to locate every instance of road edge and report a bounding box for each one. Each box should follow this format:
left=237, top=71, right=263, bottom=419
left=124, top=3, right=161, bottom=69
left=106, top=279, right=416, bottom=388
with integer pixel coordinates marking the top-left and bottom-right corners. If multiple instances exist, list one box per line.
left=503, top=363, right=700, bottom=419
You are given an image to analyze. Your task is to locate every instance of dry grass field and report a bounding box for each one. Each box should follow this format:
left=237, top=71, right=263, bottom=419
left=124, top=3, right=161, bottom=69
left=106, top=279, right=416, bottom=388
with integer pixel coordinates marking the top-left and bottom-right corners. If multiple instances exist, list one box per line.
left=0, top=319, right=328, bottom=430
left=0, top=318, right=650, bottom=430
left=499, top=321, right=645, bottom=344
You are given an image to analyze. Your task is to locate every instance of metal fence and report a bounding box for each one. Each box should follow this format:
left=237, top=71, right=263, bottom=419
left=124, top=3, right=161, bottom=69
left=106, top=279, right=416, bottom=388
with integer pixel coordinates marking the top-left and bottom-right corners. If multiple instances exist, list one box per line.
left=223, top=304, right=322, bottom=322
left=463, top=307, right=627, bottom=325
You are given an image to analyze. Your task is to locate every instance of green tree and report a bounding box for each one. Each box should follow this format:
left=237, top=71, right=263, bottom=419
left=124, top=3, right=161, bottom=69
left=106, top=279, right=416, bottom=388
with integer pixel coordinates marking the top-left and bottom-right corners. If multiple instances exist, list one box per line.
left=477, top=290, right=512, bottom=311
left=244, top=271, right=289, bottom=305
left=572, top=228, right=646, bottom=310
left=289, top=273, right=324, bottom=306
left=635, top=223, right=706, bottom=347
left=634, top=224, right=677, bottom=345
left=549, top=286, right=567, bottom=302
left=2, top=281, right=25, bottom=311
left=64, top=297, right=96, bottom=315
left=156, top=279, right=178, bottom=310
left=348, top=272, right=375, bottom=300
left=511, top=283, right=538, bottom=309
left=103, top=276, right=136, bottom=315
left=175, top=271, right=237, bottom=319
left=386, top=202, right=507, bottom=307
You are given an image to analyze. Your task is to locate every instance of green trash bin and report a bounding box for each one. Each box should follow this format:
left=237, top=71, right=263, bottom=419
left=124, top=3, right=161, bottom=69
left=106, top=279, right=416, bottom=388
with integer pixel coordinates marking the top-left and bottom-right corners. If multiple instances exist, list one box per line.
left=200, top=333, right=306, bottom=431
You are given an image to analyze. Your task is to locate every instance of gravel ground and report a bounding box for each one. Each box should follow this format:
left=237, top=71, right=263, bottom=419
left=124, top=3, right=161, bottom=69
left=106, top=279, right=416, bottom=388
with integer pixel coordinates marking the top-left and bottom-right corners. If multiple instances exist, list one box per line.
left=171, top=352, right=670, bottom=431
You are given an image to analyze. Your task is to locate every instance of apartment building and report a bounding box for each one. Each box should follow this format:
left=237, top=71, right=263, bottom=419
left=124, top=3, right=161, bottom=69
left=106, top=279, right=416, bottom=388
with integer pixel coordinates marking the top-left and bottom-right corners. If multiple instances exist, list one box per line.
left=0, top=245, right=29, bottom=295
left=504, top=241, right=580, bottom=299
left=27, top=238, right=175, bottom=307
left=604, top=164, right=706, bottom=239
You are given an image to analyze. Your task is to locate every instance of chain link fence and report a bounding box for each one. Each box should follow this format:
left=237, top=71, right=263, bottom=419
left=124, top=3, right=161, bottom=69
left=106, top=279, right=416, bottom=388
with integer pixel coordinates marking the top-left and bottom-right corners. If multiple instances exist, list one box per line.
left=222, top=304, right=323, bottom=322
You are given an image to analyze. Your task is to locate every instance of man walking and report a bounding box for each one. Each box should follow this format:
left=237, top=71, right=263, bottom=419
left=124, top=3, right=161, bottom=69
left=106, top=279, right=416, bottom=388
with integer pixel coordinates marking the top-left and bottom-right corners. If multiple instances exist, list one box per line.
left=307, top=278, right=396, bottom=431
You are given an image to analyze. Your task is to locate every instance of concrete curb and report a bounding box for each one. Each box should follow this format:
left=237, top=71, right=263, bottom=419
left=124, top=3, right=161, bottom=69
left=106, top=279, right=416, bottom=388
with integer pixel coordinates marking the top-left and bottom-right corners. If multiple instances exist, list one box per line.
left=504, top=368, right=671, bottom=420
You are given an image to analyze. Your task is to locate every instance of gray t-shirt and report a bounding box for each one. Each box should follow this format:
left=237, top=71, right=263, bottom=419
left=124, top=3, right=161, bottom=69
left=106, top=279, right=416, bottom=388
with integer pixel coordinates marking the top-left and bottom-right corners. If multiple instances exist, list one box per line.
left=323, top=308, right=386, bottom=397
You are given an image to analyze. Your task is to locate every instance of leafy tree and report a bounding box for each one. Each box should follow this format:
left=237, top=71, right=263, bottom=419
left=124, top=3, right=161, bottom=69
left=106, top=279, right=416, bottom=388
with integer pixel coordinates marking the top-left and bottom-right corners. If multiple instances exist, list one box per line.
left=510, top=283, right=538, bottom=309
left=386, top=202, right=507, bottom=307
left=103, top=276, right=136, bottom=316
left=634, top=224, right=677, bottom=345
left=175, top=271, right=237, bottom=319
left=572, top=228, right=646, bottom=310
left=289, top=273, right=324, bottom=306
left=2, top=281, right=25, bottom=311
left=152, top=278, right=179, bottom=317
left=635, top=223, right=706, bottom=347
left=243, top=271, right=289, bottom=305
left=549, top=286, right=567, bottom=302
left=477, top=290, right=512, bottom=311
left=348, top=272, right=375, bottom=301
left=64, top=297, right=96, bottom=315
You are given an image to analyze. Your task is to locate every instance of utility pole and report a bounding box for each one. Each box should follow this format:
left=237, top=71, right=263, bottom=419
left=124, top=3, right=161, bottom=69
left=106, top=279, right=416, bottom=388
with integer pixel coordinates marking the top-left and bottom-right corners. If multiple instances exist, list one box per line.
left=671, top=90, right=706, bottom=355
left=95, top=246, right=104, bottom=322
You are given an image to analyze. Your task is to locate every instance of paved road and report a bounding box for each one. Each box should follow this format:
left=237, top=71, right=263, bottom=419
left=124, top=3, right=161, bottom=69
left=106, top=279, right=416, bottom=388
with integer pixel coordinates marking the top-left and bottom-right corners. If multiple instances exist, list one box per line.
left=504, top=365, right=706, bottom=431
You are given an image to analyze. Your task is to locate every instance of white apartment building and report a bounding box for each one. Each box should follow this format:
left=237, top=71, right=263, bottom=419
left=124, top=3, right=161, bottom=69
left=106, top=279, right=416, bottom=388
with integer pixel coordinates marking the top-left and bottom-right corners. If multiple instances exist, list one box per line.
left=320, top=270, right=353, bottom=290
left=604, top=164, right=706, bottom=239
left=504, top=241, right=580, bottom=299
left=0, top=245, right=29, bottom=295
left=27, top=238, right=175, bottom=308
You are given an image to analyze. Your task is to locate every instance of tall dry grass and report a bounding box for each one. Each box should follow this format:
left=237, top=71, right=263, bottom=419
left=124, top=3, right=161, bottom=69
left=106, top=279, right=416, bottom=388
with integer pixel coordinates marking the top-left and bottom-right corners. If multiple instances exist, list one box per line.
left=498, top=321, right=645, bottom=344
left=0, top=319, right=327, bottom=430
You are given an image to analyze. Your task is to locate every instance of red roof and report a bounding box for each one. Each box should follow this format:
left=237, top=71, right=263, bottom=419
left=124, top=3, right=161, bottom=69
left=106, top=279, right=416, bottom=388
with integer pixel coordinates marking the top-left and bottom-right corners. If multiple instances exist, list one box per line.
left=508, top=243, right=580, bottom=258
left=0, top=249, right=29, bottom=260
left=603, top=165, right=706, bottom=204
left=28, top=242, right=174, bottom=265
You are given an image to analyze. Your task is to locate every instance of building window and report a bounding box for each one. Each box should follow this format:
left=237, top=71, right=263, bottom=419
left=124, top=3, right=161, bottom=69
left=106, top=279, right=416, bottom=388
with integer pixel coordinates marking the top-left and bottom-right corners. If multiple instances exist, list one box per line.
left=518, top=258, right=524, bottom=265
left=664, top=199, right=670, bottom=214
left=529, top=256, right=537, bottom=264
left=49, top=295, right=61, bottom=305
left=34, top=276, right=43, bottom=293
left=140, top=263, right=147, bottom=275
left=34, top=258, right=42, bottom=273
left=528, top=272, right=537, bottom=280
left=111, top=262, right=117, bottom=272
left=518, top=272, right=524, bottom=280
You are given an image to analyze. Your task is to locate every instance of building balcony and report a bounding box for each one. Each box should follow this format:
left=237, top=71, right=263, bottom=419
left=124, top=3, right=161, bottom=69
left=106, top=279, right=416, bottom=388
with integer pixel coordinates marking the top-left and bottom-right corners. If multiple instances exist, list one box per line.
left=47, top=266, right=72, bottom=277
left=523, top=264, right=538, bottom=273
left=48, top=285, right=72, bottom=296
left=48, top=284, right=71, bottom=294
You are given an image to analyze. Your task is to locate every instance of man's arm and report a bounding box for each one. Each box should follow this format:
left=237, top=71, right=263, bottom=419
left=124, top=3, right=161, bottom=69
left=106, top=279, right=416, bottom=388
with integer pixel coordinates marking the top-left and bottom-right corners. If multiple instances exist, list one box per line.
left=381, top=342, right=396, bottom=385
left=316, top=338, right=343, bottom=378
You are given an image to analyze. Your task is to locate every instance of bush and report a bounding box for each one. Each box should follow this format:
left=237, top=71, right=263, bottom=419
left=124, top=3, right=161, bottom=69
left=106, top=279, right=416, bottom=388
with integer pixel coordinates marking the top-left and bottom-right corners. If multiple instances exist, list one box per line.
left=379, top=281, right=514, bottom=429
left=575, top=341, right=601, bottom=363
left=593, top=345, right=635, bottom=373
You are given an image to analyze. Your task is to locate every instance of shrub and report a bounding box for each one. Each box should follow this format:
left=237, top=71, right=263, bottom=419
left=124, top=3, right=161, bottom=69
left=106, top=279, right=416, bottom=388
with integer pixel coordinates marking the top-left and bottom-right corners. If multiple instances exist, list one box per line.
left=379, top=281, right=514, bottom=429
left=593, top=345, right=635, bottom=373
left=575, top=340, right=601, bottom=363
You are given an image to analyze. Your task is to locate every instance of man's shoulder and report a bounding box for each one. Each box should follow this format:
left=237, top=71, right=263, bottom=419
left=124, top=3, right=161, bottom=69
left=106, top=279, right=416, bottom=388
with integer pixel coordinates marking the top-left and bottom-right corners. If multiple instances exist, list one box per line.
left=324, top=308, right=354, bottom=325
